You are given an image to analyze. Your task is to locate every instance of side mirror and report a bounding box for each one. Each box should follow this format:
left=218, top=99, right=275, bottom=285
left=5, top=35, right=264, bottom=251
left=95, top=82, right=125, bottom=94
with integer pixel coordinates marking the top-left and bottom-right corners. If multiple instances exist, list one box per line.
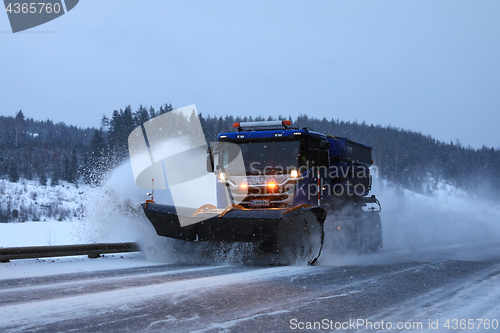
left=319, top=141, right=330, bottom=149
left=206, top=152, right=214, bottom=173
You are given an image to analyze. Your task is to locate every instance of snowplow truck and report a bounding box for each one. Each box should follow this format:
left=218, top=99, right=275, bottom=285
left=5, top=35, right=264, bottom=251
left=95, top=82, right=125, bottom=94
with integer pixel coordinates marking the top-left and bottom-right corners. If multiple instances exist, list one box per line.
left=142, top=120, right=382, bottom=264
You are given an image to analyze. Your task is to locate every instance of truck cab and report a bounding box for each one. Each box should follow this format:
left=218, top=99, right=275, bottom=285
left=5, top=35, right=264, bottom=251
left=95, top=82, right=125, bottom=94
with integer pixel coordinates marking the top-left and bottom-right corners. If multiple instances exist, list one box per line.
left=209, top=120, right=377, bottom=211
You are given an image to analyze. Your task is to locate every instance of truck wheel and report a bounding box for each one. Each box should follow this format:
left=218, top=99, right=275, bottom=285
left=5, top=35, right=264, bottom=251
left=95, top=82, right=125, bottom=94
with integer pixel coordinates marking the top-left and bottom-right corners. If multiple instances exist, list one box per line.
left=358, top=212, right=382, bottom=253
left=368, top=213, right=383, bottom=252
left=330, top=218, right=357, bottom=253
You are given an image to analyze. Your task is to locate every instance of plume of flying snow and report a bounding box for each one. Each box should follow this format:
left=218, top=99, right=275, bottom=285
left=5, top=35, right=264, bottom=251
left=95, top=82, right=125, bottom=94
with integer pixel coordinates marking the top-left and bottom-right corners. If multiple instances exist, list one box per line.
left=318, top=179, right=500, bottom=266
left=76, top=142, right=239, bottom=264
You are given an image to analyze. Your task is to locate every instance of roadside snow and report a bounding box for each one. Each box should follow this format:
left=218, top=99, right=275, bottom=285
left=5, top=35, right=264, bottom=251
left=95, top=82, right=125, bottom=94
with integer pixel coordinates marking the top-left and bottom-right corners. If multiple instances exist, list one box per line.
left=0, top=164, right=157, bottom=249
left=0, top=221, right=84, bottom=247
left=0, top=218, right=141, bottom=248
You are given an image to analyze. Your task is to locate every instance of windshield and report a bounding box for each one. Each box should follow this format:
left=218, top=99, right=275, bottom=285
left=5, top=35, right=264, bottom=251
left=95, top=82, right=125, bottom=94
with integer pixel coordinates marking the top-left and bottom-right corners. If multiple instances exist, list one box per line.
left=220, top=141, right=302, bottom=175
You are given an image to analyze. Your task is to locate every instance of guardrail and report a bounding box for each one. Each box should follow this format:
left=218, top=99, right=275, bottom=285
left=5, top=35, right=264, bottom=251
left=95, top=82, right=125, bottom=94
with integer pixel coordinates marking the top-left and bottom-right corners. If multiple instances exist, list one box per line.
left=0, top=242, right=140, bottom=263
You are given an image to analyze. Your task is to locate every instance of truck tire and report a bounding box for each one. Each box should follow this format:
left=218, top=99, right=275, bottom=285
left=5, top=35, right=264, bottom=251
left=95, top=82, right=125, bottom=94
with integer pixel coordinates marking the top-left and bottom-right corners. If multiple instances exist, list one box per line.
left=358, top=212, right=382, bottom=253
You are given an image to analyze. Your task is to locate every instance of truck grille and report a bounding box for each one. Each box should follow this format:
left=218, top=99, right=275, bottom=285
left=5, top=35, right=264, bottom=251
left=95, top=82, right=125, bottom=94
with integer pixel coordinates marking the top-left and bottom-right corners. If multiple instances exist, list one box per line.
left=231, top=185, right=295, bottom=208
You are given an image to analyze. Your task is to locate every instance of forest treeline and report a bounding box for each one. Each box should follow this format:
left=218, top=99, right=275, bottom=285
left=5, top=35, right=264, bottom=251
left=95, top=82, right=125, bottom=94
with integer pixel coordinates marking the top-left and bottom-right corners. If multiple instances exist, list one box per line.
left=1, top=105, right=499, bottom=197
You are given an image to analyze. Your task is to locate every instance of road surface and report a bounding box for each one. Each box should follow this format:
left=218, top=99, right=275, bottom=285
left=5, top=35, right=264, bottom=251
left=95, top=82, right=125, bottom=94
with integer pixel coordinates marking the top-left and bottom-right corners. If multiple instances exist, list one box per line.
left=1, top=243, right=500, bottom=332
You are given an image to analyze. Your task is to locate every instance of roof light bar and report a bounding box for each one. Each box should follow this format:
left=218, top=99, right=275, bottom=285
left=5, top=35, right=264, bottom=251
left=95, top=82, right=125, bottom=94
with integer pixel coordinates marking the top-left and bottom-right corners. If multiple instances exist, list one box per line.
left=232, top=120, right=293, bottom=129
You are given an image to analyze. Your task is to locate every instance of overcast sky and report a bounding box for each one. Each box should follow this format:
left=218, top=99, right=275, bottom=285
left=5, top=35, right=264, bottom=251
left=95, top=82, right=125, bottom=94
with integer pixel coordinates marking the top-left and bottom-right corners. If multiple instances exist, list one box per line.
left=1, top=1, right=499, bottom=149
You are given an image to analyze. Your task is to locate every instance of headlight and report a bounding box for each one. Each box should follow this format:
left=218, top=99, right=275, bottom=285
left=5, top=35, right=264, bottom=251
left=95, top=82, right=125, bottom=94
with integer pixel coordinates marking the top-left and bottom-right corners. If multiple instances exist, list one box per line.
left=218, top=172, right=227, bottom=181
left=290, top=170, right=299, bottom=178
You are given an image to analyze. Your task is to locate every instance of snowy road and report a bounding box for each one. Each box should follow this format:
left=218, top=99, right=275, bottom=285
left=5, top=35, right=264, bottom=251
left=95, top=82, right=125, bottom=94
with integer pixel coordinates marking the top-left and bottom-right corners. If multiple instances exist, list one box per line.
left=1, top=243, right=500, bottom=333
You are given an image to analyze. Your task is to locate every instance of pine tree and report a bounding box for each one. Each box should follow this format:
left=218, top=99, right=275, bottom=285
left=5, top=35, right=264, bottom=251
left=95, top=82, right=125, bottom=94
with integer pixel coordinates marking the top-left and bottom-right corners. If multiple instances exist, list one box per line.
left=39, top=172, right=47, bottom=186
left=69, top=148, right=78, bottom=184
left=159, top=103, right=174, bottom=115
left=63, top=154, right=70, bottom=182
left=15, top=110, right=25, bottom=146
left=8, top=160, right=20, bottom=183
left=100, top=115, right=110, bottom=131
left=133, top=104, right=149, bottom=127
left=0, top=155, right=7, bottom=178
left=50, top=170, right=59, bottom=186
left=83, top=130, right=107, bottom=185
left=149, top=106, right=156, bottom=119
